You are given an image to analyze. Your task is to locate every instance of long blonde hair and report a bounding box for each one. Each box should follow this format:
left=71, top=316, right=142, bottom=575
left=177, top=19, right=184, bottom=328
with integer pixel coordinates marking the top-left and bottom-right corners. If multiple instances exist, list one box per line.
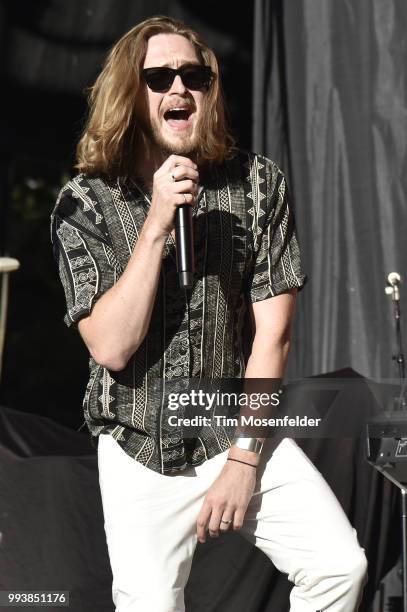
left=76, top=16, right=236, bottom=178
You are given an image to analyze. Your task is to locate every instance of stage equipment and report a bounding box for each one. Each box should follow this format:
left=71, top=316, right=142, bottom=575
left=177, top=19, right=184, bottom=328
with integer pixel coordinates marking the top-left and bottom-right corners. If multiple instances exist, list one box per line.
left=0, top=257, right=20, bottom=382
left=385, top=272, right=406, bottom=406
left=367, top=414, right=406, bottom=612
left=367, top=272, right=406, bottom=611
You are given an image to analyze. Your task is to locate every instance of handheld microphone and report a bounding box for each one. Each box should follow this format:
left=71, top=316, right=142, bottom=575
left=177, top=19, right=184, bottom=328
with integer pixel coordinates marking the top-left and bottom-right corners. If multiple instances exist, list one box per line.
left=175, top=204, right=194, bottom=289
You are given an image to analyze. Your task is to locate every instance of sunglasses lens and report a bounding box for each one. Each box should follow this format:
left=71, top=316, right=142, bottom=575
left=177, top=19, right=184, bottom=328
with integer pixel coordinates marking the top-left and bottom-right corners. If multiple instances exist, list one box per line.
left=181, top=66, right=211, bottom=89
left=143, top=66, right=212, bottom=92
left=143, top=68, right=173, bottom=92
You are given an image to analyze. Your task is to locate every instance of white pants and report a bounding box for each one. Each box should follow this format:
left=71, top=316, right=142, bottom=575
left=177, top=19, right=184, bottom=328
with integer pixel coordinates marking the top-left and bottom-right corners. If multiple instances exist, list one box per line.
left=97, top=434, right=367, bottom=612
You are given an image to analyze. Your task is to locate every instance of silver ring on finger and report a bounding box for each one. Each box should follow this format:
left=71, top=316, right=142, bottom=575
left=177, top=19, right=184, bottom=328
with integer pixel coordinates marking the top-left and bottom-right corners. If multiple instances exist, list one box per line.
left=220, top=519, right=232, bottom=525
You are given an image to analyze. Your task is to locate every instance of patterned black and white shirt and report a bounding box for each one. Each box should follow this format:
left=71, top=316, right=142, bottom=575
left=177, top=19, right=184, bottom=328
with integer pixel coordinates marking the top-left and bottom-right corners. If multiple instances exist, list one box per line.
left=50, top=151, right=305, bottom=474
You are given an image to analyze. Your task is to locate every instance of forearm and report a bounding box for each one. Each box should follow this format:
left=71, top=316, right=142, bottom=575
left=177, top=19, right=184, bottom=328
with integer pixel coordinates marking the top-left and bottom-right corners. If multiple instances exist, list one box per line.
left=79, top=218, right=167, bottom=371
left=228, top=336, right=291, bottom=464
left=77, top=155, right=199, bottom=371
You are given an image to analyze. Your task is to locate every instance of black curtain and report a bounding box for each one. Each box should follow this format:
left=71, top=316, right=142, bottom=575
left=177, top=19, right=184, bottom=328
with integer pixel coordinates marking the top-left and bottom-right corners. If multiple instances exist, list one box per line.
left=253, top=0, right=407, bottom=381
left=0, top=0, right=253, bottom=426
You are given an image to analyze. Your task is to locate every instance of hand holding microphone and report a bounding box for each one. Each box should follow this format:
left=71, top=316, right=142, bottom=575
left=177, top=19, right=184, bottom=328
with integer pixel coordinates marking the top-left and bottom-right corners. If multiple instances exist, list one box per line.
left=147, top=154, right=197, bottom=288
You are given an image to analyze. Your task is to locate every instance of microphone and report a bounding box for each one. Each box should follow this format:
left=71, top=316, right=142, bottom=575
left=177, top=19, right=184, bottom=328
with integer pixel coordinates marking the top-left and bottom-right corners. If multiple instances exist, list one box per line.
left=388, top=272, right=401, bottom=286
left=175, top=204, right=194, bottom=289
left=386, top=272, right=402, bottom=301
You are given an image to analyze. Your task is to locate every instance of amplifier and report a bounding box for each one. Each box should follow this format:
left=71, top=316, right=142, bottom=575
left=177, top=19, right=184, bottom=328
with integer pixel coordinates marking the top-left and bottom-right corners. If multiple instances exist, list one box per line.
left=366, top=412, right=407, bottom=489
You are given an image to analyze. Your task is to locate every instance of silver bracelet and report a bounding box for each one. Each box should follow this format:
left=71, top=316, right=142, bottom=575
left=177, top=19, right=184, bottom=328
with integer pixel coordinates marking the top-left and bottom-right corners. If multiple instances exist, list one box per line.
left=232, top=437, right=263, bottom=454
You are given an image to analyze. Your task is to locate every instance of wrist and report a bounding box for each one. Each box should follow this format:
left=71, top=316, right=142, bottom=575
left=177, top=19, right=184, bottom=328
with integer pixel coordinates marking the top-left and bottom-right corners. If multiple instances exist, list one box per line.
left=228, top=446, right=261, bottom=467
left=228, top=436, right=264, bottom=467
left=232, top=437, right=263, bottom=454
left=141, top=217, right=169, bottom=244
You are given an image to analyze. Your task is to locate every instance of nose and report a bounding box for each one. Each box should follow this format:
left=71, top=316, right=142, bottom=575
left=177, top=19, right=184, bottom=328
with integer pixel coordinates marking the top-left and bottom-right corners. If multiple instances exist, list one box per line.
left=169, top=74, right=187, bottom=94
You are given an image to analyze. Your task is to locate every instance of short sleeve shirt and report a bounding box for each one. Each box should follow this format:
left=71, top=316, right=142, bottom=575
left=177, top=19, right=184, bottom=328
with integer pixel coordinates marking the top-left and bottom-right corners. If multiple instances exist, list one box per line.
left=50, top=150, right=306, bottom=474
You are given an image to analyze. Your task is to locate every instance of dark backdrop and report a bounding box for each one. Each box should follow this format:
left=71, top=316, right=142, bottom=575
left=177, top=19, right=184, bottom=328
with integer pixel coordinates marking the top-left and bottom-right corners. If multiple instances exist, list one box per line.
left=253, top=0, right=407, bottom=381
left=2, top=0, right=405, bottom=421
left=0, top=0, right=253, bottom=427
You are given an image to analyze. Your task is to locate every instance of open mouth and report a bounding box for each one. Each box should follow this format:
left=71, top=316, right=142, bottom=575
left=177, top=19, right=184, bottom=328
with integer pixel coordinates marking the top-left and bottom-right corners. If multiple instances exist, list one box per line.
left=163, top=108, right=193, bottom=130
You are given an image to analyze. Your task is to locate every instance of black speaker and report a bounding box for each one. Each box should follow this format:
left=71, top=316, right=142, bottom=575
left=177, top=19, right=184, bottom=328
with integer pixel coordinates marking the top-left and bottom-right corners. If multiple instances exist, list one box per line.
left=367, top=412, right=407, bottom=489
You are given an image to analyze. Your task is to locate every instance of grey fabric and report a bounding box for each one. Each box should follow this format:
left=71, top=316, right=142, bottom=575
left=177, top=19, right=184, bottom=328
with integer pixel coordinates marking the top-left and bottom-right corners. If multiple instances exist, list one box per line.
left=50, top=152, right=305, bottom=474
left=253, top=0, right=407, bottom=380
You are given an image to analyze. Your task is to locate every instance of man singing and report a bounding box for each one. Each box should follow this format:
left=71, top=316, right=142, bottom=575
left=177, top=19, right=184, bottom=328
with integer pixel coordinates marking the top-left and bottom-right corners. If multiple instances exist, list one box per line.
left=51, top=16, right=367, bottom=612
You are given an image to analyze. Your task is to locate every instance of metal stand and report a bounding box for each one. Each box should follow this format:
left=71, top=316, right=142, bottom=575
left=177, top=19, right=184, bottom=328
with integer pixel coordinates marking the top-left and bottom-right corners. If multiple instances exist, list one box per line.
left=402, top=489, right=407, bottom=612
left=0, top=257, right=20, bottom=383
left=386, top=273, right=406, bottom=409
left=384, top=273, right=407, bottom=611
left=393, top=297, right=406, bottom=382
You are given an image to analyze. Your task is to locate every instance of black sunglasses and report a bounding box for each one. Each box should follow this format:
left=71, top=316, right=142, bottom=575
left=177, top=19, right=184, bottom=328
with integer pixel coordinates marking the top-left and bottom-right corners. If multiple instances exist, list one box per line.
left=142, top=64, right=214, bottom=92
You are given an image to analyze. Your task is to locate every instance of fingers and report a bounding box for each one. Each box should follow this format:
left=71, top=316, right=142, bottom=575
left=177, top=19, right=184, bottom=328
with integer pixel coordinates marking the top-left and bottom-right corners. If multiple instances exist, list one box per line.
left=160, top=155, right=199, bottom=183
left=196, top=503, right=211, bottom=544
left=171, top=165, right=199, bottom=183
left=148, top=154, right=199, bottom=235
left=232, top=508, right=244, bottom=531
left=207, top=506, right=224, bottom=539
left=171, top=178, right=198, bottom=194
left=171, top=179, right=198, bottom=208
left=161, top=154, right=197, bottom=173
left=219, top=514, right=234, bottom=533
left=174, top=192, right=195, bottom=206
left=197, top=502, right=236, bottom=543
